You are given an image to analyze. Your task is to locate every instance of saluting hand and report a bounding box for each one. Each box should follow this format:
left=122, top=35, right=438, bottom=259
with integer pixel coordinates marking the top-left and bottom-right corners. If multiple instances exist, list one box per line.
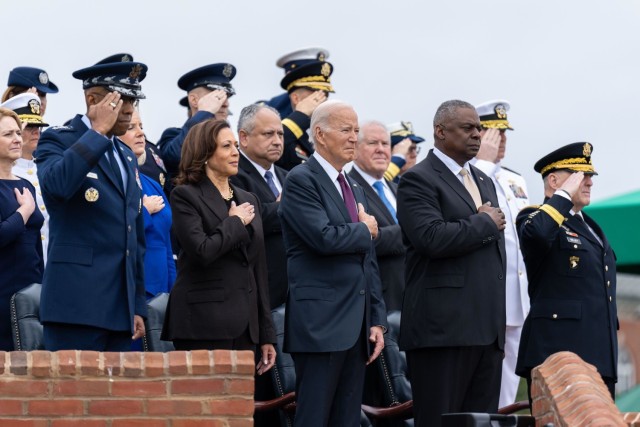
left=197, top=89, right=227, bottom=115
left=88, top=91, right=122, bottom=136
left=295, top=90, right=327, bottom=116
left=559, top=171, right=584, bottom=199
left=391, top=137, right=412, bottom=157
left=476, top=128, right=501, bottom=163
left=358, top=203, right=378, bottom=239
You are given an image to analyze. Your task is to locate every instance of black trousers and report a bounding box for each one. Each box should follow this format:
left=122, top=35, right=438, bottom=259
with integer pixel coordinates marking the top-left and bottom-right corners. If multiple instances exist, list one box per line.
left=406, top=341, right=503, bottom=427
left=291, top=331, right=367, bottom=427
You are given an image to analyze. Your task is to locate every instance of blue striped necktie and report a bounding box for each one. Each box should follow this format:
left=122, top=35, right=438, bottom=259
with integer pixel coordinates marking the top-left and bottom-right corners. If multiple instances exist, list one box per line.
left=372, top=180, right=397, bottom=223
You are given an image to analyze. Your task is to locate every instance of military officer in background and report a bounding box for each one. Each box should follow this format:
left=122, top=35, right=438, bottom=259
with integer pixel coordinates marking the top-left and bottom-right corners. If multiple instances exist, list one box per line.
left=271, top=49, right=335, bottom=170
left=472, top=99, right=530, bottom=408
left=383, top=121, right=425, bottom=183
left=1, top=93, right=50, bottom=263
left=36, top=58, right=148, bottom=351
left=3, top=66, right=59, bottom=116
left=159, top=63, right=236, bottom=181
left=516, top=142, right=618, bottom=400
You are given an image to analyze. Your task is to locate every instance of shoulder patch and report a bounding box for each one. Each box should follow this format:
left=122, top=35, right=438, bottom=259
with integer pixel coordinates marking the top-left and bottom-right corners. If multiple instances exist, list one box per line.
left=501, top=165, right=522, bottom=176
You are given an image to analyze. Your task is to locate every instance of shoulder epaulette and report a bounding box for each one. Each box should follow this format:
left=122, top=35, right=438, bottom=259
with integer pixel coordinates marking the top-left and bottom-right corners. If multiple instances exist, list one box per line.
left=501, top=165, right=521, bottom=176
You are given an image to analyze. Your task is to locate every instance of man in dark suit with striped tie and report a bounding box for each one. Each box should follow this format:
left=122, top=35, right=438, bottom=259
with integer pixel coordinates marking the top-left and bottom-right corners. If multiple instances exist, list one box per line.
left=349, top=120, right=406, bottom=311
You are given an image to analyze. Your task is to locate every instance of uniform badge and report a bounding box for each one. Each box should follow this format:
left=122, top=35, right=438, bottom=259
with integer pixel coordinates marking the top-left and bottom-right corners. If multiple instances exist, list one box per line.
left=28, top=99, right=41, bottom=115
left=509, top=183, right=528, bottom=199
left=85, top=187, right=99, bottom=202
left=122, top=54, right=131, bottom=62
left=129, top=64, right=143, bottom=80
left=135, top=169, right=142, bottom=190
left=159, top=173, right=166, bottom=188
left=317, top=52, right=326, bottom=62
left=321, top=63, right=331, bottom=78
left=495, top=104, right=507, bottom=119
left=223, top=64, right=234, bottom=78
left=152, top=150, right=166, bottom=170
left=569, top=256, right=580, bottom=269
left=39, top=72, right=49, bottom=85
left=583, top=143, right=592, bottom=157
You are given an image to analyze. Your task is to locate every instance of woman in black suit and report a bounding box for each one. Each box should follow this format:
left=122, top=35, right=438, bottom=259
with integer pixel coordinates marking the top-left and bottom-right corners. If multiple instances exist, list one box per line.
left=161, top=119, right=275, bottom=375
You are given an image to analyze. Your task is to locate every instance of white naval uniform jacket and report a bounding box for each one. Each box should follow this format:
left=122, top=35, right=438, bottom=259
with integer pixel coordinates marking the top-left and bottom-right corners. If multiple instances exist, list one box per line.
left=473, top=159, right=530, bottom=326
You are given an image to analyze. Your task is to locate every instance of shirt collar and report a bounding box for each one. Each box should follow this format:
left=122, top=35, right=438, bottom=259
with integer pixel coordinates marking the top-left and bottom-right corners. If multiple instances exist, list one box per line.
left=433, top=146, right=471, bottom=177
left=241, top=151, right=276, bottom=178
left=313, top=151, right=341, bottom=183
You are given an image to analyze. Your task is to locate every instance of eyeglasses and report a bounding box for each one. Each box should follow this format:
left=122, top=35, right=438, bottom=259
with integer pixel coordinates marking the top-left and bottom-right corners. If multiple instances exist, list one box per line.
left=408, top=145, right=421, bottom=155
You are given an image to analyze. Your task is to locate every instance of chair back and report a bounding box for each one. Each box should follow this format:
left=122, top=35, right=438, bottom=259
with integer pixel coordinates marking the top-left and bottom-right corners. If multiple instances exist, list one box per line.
left=10, top=283, right=44, bottom=351
left=142, top=293, right=175, bottom=352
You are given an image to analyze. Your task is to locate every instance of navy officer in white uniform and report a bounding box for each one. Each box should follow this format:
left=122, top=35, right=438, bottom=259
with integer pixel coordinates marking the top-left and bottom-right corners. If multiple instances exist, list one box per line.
left=472, top=99, right=530, bottom=407
left=36, top=59, right=148, bottom=351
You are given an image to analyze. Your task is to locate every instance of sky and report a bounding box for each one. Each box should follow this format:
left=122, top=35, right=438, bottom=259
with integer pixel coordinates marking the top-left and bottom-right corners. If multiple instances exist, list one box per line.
left=3, top=0, right=639, bottom=202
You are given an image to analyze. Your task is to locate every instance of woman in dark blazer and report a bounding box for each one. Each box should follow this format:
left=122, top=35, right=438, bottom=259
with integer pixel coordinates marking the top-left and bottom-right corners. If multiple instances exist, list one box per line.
left=162, top=119, right=276, bottom=375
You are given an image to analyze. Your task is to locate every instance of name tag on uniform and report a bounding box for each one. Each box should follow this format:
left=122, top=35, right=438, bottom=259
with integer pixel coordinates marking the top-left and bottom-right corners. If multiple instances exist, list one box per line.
left=86, top=172, right=98, bottom=179
left=567, top=237, right=582, bottom=245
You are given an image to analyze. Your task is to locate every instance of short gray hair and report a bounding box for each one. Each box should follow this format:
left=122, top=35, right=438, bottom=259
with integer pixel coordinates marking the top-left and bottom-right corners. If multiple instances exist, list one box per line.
left=433, top=100, right=475, bottom=126
left=237, top=103, right=280, bottom=134
left=310, top=100, right=353, bottom=145
left=358, top=120, right=388, bottom=142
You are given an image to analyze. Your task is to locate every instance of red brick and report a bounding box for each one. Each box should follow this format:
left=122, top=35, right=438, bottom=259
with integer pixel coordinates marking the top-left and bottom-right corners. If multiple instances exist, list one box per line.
left=171, top=420, right=225, bottom=427
left=111, top=420, right=167, bottom=427
left=88, top=399, right=144, bottom=416
left=56, top=350, right=78, bottom=376
left=30, top=351, right=52, bottom=377
left=51, top=420, right=108, bottom=427
left=111, top=380, right=167, bottom=397
left=172, top=378, right=225, bottom=395
left=53, top=379, right=110, bottom=396
left=227, top=420, right=254, bottom=427
left=234, top=351, right=255, bottom=375
left=190, top=350, right=212, bottom=375
left=123, top=352, right=143, bottom=377
left=169, top=351, right=189, bottom=375
left=0, top=399, right=24, bottom=415
left=103, top=352, right=122, bottom=376
left=212, top=351, right=232, bottom=374
left=28, top=399, right=84, bottom=416
left=147, top=399, right=203, bottom=415
left=0, top=420, right=48, bottom=427
left=0, top=380, right=48, bottom=397
left=10, top=351, right=28, bottom=375
left=144, top=352, right=166, bottom=377
left=208, top=398, right=253, bottom=416
left=80, top=351, right=102, bottom=376
left=226, top=378, right=254, bottom=394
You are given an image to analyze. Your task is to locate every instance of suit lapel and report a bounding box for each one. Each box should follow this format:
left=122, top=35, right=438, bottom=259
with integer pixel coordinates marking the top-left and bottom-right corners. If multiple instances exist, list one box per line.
left=428, top=151, right=477, bottom=212
left=232, top=185, right=252, bottom=262
left=239, top=155, right=275, bottom=201
left=471, top=165, right=492, bottom=207
left=116, top=138, right=139, bottom=200
left=308, top=157, right=352, bottom=223
left=198, top=179, right=227, bottom=222
left=349, top=169, right=395, bottom=224
left=566, top=213, right=603, bottom=247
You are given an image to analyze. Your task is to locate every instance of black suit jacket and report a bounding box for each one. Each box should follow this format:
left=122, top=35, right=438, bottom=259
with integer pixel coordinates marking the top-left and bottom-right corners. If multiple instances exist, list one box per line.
left=397, top=149, right=506, bottom=351
left=230, top=155, right=289, bottom=308
left=161, top=179, right=275, bottom=345
left=348, top=168, right=406, bottom=311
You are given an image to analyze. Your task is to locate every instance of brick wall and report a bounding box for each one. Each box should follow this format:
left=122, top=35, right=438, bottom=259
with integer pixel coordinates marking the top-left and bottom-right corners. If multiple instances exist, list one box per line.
left=531, top=351, right=626, bottom=426
left=0, top=350, right=255, bottom=426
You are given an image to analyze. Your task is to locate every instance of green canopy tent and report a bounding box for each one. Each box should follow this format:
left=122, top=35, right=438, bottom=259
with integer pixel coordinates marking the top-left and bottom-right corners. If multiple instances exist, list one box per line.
left=584, top=190, right=640, bottom=272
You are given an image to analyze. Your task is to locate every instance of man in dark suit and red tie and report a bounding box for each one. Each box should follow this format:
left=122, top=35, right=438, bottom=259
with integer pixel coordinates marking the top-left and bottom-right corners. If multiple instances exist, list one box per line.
left=349, top=120, right=406, bottom=311
left=279, top=100, right=388, bottom=427
left=397, top=100, right=507, bottom=427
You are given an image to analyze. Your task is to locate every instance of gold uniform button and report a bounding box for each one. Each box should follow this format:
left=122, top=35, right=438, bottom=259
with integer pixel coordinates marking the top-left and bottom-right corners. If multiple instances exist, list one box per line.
left=573, top=244, right=578, bottom=249
left=41, top=235, right=45, bottom=241
left=552, top=314, right=558, bottom=319
left=40, top=205, right=46, bottom=211
left=507, top=196, right=512, bottom=201
left=33, top=182, right=39, bottom=187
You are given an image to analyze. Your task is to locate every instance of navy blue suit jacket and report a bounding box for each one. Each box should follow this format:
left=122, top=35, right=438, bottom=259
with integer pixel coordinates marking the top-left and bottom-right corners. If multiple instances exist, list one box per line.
left=278, top=156, right=387, bottom=353
left=36, top=115, right=147, bottom=332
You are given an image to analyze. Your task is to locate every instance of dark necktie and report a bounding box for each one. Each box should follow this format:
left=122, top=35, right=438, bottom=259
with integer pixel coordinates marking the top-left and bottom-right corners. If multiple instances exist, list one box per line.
left=264, top=170, right=279, bottom=198
left=337, top=173, right=359, bottom=223
left=108, top=142, right=124, bottom=191
left=575, top=214, right=603, bottom=246
left=373, top=180, right=397, bottom=223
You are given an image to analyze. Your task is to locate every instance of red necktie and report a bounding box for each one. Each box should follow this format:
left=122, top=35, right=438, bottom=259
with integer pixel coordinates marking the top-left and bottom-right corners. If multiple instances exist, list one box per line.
left=337, top=173, right=358, bottom=222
